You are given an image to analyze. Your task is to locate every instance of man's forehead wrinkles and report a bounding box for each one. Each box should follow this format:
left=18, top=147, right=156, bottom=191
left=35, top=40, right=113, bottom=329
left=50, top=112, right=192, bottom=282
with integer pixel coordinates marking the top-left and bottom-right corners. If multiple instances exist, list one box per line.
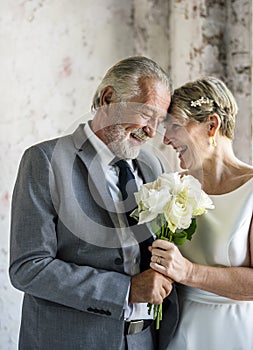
left=138, top=104, right=167, bottom=117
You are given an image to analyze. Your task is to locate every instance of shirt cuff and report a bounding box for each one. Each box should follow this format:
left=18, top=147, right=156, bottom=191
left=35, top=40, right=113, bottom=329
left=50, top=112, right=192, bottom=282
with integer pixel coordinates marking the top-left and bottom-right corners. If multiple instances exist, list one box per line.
left=123, top=284, right=154, bottom=321
left=123, top=284, right=133, bottom=321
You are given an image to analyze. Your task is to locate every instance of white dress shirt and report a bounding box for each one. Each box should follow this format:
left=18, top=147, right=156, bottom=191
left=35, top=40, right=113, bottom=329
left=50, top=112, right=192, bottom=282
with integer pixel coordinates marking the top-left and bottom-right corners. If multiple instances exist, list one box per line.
left=83, top=122, right=153, bottom=320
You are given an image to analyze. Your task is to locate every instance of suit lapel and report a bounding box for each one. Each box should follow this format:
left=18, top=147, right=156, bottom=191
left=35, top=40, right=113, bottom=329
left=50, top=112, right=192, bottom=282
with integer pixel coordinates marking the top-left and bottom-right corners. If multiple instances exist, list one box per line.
left=71, top=125, right=164, bottom=248
left=71, top=124, right=120, bottom=227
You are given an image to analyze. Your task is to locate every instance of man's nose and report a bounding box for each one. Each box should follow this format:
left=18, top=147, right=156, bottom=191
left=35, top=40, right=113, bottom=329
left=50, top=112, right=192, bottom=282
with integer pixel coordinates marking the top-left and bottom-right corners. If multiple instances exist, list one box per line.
left=143, top=118, right=159, bottom=138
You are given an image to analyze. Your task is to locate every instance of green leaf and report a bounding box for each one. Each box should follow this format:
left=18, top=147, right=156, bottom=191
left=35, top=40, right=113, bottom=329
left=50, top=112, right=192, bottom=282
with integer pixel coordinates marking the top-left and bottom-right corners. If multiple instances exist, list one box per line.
left=150, top=214, right=167, bottom=238
left=173, top=231, right=187, bottom=245
left=150, top=220, right=162, bottom=237
left=184, top=218, right=197, bottom=241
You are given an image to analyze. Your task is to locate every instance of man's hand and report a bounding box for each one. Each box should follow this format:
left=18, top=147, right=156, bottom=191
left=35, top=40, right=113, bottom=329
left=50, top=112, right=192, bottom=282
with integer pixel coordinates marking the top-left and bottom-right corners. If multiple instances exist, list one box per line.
left=129, top=269, right=173, bottom=305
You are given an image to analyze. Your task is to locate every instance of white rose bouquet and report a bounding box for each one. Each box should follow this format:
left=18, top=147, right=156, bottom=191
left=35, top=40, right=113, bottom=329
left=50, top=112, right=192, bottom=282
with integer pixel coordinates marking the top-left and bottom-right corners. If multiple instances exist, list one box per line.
left=131, top=172, right=214, bottom=329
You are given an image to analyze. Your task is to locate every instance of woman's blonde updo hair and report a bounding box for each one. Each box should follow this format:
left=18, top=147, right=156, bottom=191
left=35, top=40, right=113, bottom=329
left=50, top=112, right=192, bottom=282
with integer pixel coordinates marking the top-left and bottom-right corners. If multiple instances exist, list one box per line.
left=168, top=76, right=238, bottom=139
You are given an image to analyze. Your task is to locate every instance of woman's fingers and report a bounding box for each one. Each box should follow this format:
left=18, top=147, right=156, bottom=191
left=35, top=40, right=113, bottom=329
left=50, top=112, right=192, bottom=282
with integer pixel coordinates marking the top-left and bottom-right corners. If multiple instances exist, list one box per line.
left=151, top=239, right=174, bottom=250
left=150, top=261, right=170, bottom=277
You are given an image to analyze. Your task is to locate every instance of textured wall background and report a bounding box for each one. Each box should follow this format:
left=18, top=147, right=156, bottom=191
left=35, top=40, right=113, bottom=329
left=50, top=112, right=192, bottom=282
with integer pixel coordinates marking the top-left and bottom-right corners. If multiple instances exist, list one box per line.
left=169, top=0, right=253, bottom=162
left=1, top=0, right=252, bottom=349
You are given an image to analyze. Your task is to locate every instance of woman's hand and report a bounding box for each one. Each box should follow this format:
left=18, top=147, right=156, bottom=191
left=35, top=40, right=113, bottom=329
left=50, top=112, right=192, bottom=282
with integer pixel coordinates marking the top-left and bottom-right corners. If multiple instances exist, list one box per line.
left=150, top=239, right=194, bottom=284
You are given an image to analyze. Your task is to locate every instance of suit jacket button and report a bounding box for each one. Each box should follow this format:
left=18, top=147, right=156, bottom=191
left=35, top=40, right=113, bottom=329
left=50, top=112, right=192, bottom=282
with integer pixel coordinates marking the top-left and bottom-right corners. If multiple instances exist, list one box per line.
left=114, top=257, right=123, bottom=265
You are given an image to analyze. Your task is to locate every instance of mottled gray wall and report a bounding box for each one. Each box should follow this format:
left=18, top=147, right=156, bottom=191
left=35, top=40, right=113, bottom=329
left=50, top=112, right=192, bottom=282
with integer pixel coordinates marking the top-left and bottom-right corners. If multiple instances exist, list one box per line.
left=225, top=0, right=253, bottom=163
left=168, top=0, right=252, bottom=163
left=1, top=1, right=252, bottom=349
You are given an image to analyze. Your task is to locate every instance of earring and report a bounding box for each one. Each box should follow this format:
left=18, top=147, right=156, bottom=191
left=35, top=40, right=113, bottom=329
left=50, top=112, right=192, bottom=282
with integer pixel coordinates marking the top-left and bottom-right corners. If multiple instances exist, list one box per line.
left=211, top=136, right=217, bottom=147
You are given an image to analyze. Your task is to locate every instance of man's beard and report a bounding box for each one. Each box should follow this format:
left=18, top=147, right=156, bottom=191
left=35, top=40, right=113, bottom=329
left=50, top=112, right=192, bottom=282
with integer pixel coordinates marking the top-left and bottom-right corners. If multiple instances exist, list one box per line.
left=105, top=125, right=146, bottom=159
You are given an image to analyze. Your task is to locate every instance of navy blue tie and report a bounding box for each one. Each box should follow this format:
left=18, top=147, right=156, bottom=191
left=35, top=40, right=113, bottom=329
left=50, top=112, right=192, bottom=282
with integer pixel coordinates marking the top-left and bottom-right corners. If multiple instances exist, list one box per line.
left=115, top=160, right=153, bottom=271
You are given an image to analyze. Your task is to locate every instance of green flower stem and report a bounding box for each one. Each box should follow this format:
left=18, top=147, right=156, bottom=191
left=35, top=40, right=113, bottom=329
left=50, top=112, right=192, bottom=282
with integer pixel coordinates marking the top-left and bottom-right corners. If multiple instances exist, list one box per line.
left=149, top=224, right=174, bottom=330
left=147, top=303, right=163, bottom=330
left=156, top=304, right=162, bottom=330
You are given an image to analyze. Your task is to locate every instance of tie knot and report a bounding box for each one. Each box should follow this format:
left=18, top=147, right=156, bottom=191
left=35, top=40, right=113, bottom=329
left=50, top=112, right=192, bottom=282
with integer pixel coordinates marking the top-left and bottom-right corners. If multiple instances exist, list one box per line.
left=115, top=159, right=131, bottom=170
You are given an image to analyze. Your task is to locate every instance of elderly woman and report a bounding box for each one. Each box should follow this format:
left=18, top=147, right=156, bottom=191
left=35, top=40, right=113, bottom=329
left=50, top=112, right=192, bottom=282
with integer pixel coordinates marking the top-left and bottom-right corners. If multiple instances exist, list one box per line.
left=150, top=77, right=253, bottom=349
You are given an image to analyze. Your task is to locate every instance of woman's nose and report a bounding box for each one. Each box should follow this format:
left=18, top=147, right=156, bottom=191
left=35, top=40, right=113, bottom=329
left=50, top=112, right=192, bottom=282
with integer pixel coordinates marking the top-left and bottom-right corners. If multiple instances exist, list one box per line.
left=163, top=126, right=172, bottom=145
left=163, top=134, right=170, bottom=145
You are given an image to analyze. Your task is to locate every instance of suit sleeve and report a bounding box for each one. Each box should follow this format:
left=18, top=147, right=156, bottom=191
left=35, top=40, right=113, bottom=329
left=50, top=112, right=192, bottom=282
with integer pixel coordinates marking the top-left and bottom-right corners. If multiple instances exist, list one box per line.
left=9, top=145, right=130, bottom=320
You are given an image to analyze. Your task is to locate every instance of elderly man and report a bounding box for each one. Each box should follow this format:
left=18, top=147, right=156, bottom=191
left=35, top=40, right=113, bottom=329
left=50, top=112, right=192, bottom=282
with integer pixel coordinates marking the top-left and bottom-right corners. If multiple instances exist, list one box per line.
left=10, top=56, right=178, bottom=350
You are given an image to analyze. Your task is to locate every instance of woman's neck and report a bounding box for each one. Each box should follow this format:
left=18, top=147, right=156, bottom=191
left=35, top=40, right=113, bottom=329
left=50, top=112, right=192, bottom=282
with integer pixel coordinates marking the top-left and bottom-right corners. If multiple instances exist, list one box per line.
left=188, top=140, right=253, bottom=194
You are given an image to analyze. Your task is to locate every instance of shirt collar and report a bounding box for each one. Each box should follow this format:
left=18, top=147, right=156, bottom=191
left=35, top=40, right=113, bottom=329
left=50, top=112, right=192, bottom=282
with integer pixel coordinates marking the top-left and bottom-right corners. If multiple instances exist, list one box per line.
left=83, top=121, right=115, bottom=167
left=83, top=121, right=135, bottom=170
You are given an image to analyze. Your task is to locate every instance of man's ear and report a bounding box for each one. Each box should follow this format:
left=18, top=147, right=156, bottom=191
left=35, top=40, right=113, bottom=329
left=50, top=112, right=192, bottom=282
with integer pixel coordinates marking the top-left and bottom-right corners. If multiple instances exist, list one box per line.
left=207, top=114, right=221, bottom=137
left=100, top=86, right=115, bottom=106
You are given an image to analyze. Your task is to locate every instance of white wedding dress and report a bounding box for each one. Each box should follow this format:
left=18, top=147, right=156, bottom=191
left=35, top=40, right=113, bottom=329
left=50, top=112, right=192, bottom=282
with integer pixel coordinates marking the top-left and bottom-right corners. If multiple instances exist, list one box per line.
left=167, top=178, right=253, bottom=350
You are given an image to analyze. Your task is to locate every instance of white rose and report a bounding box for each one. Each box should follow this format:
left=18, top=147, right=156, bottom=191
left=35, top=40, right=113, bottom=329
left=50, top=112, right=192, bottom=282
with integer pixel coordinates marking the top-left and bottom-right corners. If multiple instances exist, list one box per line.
left=158, top=172, right=182, bottom=193
left=163, top=192, right=193, bottom=233
left=133, top=180, right=168, bottom=224
left=181, top=174, right=214, bottom=216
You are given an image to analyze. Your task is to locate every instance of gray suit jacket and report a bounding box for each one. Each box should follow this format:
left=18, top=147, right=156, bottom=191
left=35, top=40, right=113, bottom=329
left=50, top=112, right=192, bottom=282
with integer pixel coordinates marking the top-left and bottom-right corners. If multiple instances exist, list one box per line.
left=9, top=124, right=178, bottom=350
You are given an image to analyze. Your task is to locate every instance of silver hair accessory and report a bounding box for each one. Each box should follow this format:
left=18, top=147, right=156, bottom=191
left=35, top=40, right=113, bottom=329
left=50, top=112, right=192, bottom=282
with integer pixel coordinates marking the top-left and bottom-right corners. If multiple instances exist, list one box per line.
left=190, top=96, right=213, bottom=107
